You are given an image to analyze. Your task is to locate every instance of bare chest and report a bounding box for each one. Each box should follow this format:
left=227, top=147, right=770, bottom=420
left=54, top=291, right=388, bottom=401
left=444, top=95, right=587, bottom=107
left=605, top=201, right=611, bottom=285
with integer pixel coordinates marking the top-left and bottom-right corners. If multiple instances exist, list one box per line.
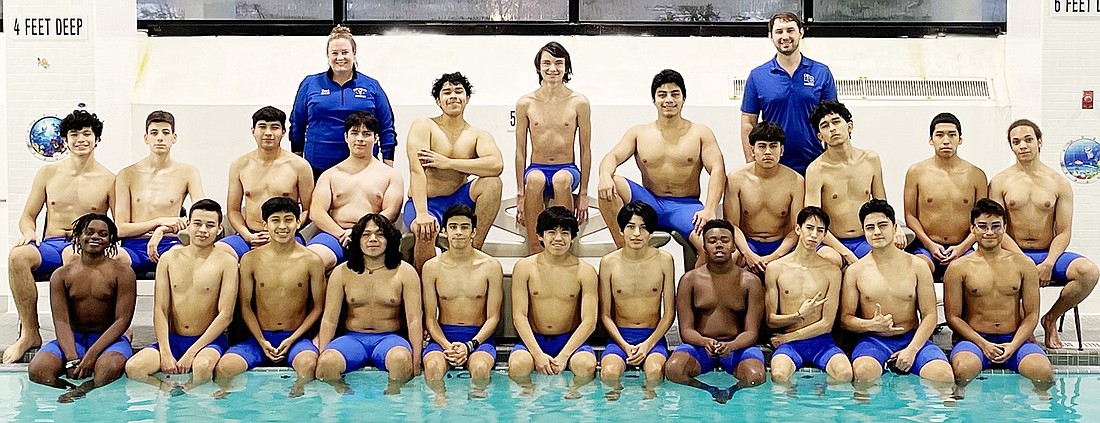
left=46, top=172, right=112, bottom=214
left=636, top=137, right=701, bottom=169
left=693, top=279, right=745, bottom=312
left=528, top=101, right=577, bottom=133
left=345, top=276, right=403, bottom=308
left=820, top=162, right=873, bottom=198
left=608, top=262, right=663, bottom=298
left=529, top=267, right=581, bottom=301
left=242, top=162, right=300, bottom=200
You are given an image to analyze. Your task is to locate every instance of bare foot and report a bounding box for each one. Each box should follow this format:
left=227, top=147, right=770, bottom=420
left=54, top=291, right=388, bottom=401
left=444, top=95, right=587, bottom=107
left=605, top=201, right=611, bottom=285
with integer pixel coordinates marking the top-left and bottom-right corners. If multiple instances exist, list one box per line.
left=603, top=389, right=621, bottom=401
left=564, top=388, right=582, bottom=400
left=1041, top=314, right=1063, bottom=349
left=383, top=380, right=403, bottom=395
left=213, top=389, right=230, bottom=400
left=642, top=387, right=657, bottom=400
left=3, top=333, right=42, bottom=364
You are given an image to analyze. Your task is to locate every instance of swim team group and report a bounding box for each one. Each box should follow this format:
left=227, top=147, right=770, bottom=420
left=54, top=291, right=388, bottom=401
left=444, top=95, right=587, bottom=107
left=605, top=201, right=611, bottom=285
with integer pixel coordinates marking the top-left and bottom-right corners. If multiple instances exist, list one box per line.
left=5, top=12, right=1096, bottom=405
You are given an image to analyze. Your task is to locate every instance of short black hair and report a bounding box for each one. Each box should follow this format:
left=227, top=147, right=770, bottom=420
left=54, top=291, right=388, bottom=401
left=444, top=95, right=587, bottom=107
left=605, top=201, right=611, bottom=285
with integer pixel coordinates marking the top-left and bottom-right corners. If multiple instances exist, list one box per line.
left=252, top=106, right=287, bottom=128
left=749, top=121, right=785, bottom=146
left=651, top=69, right=686, bottom=101
left=616, top=201, right=658, bottom=234
left=60, top=109, right=104, bottom=141
left=701, top=219, right=735, bottom=238
left=261, top=196, right=300, bottom=221
left=344, top=111, right=380, bottom=135
left=534, top=41, right=572, bottom=84
left=346, top=214, right=403, bottom=273
left=71, top=213, right=119, bottom=258
left=431, top=72, right=474, bottom=99
left=929, top=112, right=962, bottom=137
left=536, top=206, right=579, bottom=238
left=859, top=199, right=896, bottom=226
left=796, top=206, right=830, bottom=231
left=442, top=204, right=477, bottom=228
left=1007, top=119, right=1042, bottom=143
left=190, top=199, right=224, bottom=224
left=809, top=100, right=853, bottom=134
left=768, top=11, right=804, bottom=32
left=970, top=198, right=1006, bottom=224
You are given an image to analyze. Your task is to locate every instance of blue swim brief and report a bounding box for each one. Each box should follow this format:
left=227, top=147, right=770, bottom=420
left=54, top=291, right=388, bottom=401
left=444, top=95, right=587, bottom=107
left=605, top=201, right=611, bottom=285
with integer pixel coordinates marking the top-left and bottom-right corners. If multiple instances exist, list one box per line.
left=1021, top=249, right=1088, bottom=286
left=950, top=332, right=1046, bottom=373
left=511, top=332, right=595, bottom=358
left=910, top=245, right=973, bottom=278
left=424, top=324, right=497, bottom=360
left=773, top=333, right=846, bottom=371
left=671, top=343, right=764, bottom=375
left=121, top=237, right=181, bottom=274
left=601, top=327, right=669, bottom=361
left=218, top=234, right=305, bottom=260
left=852, top=330, right=947, bottom=375
left=402, top=181, right=475, bottom=230
left=225, top=330, right=319, bottom=369
left=147, top=332, right=229, bottom=361
left=39, top=332, right=133, bottom=360
left=625, top=179, right=703, bottom=239
left=325, top=331, right=411, bottom=372
left=306, top=232, right=346, bottom=264
left=32, top=237, right=71, bottom=279
left=746, top=238, right=785, bottom=257
left=524, top=163, right=580, bottom=198
left=822, top=236, right=871, bottom=259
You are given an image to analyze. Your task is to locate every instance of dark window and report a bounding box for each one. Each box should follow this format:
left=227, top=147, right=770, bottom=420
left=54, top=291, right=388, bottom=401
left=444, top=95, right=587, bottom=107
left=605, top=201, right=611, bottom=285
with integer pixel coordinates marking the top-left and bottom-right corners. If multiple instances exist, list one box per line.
left=347, top=0, right=568, bottom=21
left=138, top=0, right=333, bottom=20
left=581, top=0, right=801, bottom=22
left=812, top=0, right=1006, bottom=23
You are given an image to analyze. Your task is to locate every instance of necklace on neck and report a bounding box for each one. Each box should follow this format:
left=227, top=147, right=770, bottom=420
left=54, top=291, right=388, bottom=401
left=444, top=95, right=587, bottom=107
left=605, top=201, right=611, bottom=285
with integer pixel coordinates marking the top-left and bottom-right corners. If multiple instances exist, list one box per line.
left=366, top=264, right=387, bottom=274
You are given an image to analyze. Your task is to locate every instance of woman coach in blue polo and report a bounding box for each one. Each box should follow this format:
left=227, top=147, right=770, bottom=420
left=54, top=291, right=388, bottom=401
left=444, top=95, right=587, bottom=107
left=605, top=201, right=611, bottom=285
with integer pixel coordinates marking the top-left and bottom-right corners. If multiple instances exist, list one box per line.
left=290, top=25, right=398, bottom=178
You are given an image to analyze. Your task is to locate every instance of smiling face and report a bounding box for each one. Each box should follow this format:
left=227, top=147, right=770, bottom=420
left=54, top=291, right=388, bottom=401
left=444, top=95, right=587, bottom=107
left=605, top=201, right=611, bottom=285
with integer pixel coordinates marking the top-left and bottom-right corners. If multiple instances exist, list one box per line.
left=65, top=126, right=98, bottom=157
left=263, top=210, right=299, bottom=245
left=1008, top=125, right=1041, bottom=163
left=703, top=227, right=734, bottom=264
left=861, top=212, right=895, bottom=249
left=77, top=219, right=111, bottom=256
left=538, top=50, right=567, bottom=85
left=144, top=122, right=177, bottom=155
left=435, top=81, right=469, bottom=116
left=359, top=220, right=387, bottom=260
left=538, top=225, right=575, bottom=256
left=929, top=123, right=961, bottom=159
left=971, top=213, right=1005, bottom=251
left=652, top=82, right=684, bottom=119
left=769, top=19, right=803, bottom=56
left=327, top=38, right=356, bottom=75
left=188, top=209, right=223, bottom=247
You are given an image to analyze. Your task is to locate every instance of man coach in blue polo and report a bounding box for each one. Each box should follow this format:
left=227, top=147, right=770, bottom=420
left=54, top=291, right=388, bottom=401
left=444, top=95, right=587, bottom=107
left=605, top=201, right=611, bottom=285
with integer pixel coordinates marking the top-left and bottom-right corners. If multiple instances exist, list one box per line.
left=740, top=11, right=837, bottom=175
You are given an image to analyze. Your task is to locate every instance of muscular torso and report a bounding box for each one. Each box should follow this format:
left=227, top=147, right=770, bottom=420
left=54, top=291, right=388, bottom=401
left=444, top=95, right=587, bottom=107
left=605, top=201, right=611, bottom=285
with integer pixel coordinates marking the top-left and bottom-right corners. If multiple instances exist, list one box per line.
left=955, top=254, right=1027, bottom=335
left=689, top=270, right=750, bottom=341
left=634, top=123, right=706, bottom=198
left=341, top=268, right=406, bottom=333
left=60, top=261, right=130, bottom=333
left=773, top=259, right=838, bottom=333
left=523, top=257, right=586, bottom=336
left=238, top=153, right=305, bottom=232
left=119, top=163, right=194, bottom=231
left=730, top=167, right=800, bottom=241
left=996, top=167, right=1066, bottom=249
left=249, top=247, right=315, bottom=331
left=909, top=161, right=983, bottom=245
left=163, top=249, right=230, bottom=336
left=420, top=119, right=481, bottom=197
left=603, top=250, right=665, bottom=328
left=42, top=163, right=114, bottom=238
left=324, top=160, right=395, bottom=227
left=433, top=252, right=495, bottom=326
left=523, top=92, right=581, bottom=164
left=851, top=255, right=924, bottom=335
left=812, top=150, right=877, bottom=237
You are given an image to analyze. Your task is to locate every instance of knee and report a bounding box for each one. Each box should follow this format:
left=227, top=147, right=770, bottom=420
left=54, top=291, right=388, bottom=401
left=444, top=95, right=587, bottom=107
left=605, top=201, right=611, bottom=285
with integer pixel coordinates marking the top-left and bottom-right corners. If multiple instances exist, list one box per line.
left=741, top=364, right=767, bottom=386
left=600, top=358, right=624, bottom=381
left=1019, top=356, right=1054, bottom=382
left=507, top=352, right=533, bottom=376
left=524, top=172, right=546, bottom=194
left=922, top=361, right=956, bottom=384
left=829, top=361, right=854, bottom=383
left=124, top=357, right=149, bottom=378
left=570, top=354, right=597, bottom=376
left=551, top=172, right=573, bottom=191
left=316, top=351, right=344, bottom=378
left=770, top=366, right=793, bottom=383
left=951, top=354, right=981, bottom=381
left=293, top=353, right=318, bottom=374
left=852, top=359, right=882, bottom=382
left=467, top=356, right=493, bottom=379
left=1078, top=260, right=1100, bottom=285
left=387, top=349, right=413, bottom=370
left=423, top=356, right=447, bottom=380
left=478, top=176, right=503, bottom=194
left=644, top=357, right=666, bottom=380
left=8, top=246, right=38, bottom=268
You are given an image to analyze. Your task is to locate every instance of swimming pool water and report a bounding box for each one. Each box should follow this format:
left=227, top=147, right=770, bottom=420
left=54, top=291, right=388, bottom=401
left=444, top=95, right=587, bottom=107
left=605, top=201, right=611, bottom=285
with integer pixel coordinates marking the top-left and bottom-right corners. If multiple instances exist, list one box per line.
left=0, top=371, right=1094, bottom=422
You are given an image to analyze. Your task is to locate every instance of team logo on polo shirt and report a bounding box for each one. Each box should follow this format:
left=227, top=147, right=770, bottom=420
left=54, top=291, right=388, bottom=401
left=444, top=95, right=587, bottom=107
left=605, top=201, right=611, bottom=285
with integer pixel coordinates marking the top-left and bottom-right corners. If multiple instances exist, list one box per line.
left=803, top=74, right=815, bottom=87
left=320, top=89, right=330, bottom=95
left=353, top=87, right=368, bottom=98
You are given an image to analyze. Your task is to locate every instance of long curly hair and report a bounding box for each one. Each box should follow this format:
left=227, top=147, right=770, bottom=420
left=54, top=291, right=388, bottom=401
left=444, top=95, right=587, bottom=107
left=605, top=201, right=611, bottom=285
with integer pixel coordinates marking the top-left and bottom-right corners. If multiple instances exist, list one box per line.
left=346, top=214, right=402, bottom=273
left=70, top=213, right=119, bottom=258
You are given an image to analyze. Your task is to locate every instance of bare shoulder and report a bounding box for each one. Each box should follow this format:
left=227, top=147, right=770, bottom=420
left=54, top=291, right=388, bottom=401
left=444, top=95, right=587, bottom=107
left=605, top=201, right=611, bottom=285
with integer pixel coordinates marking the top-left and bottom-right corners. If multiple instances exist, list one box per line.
left=473, top=250, right=502, bottom=269
left=396, top=261, right=420, bottom=282
left=214, top=248, right=240, bottom=269
left=283, top=150, right=311, bottom=169
left=739, top=269, right=762, bottom=288
left=692, top=122, right=717, bottom=138
left=516, top=92, right=536, bottom=108
left=906, top=158, right=931, bottom=175
left=158, top=247, right=184, bottom=265
left=726, top=163, right=751, bottom=180
left=655, top=249, right=674, bottom=264
left=411, top=117, right=436, bottom=130
left=780, top=165, right=804, bottom=183
left=600, top=249, right=622, bottom=266
left=108, top=258, right=137, bottom=279
left=292, top=246, right=325, bottom=267
left=862, top=149, right=883, bottom=163
left=570, top=92, right=591, bottom=107
left=578, top=259, right=598, bottom=277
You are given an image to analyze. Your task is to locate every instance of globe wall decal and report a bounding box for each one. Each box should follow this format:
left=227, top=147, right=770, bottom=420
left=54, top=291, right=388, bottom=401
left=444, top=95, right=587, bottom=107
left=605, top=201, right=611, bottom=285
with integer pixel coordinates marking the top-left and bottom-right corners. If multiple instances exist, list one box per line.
left=28, top=116, right=67, bottom=161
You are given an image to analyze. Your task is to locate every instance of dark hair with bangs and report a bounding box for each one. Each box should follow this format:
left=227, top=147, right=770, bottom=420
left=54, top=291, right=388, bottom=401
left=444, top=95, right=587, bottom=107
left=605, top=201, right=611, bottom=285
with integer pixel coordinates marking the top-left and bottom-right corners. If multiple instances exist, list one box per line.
left=346, top=213, right=402, bottom=273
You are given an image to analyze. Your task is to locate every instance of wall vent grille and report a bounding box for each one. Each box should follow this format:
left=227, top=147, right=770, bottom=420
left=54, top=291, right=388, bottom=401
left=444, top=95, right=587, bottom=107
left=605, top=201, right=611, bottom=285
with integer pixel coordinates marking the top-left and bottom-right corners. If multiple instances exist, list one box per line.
left=731, top=78, right=992, bottom=100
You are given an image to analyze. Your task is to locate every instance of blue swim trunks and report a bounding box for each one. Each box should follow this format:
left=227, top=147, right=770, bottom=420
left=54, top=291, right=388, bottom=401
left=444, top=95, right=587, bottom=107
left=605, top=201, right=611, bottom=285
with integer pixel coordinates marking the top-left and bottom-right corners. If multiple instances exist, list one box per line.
left=524, top=163, right=581, bottom=198
left=32, top=237, right=71, bottom=279
left=121, top=237, right=181, bottom=274
left=424, top=324, right=497, bottom=360
left=910, top=245, right=973, bottom=278
left=625, top=179, right=703, bottom=239
left=746, top=238, right=785, bottom=257
left=773, top=333, right=846, bottom=371
left=147, top=332, right=229, bottom=360
left=852, top=330, right=947, bottom=375
left=326, top=331, right=411, bottom=372
left=512, top=332, right=595, bottom=358
left=40, top=332, right=133, bottom=360
left=821, top=236, right=872, bottom=259
left=672, top=343, right=765, bottom=375
left=950, top=332, right=1046, bottom=373
left=601, top=327, right=669, bottom=361
left=306, top=232, right=346, bottom=264
left=226, top=330, right=319, bottom=369
left=1021, top=249, right=1087, bottom=286
left=218, top=234, right=305, bottom=260
left=402, top=181, right=475, bottom=230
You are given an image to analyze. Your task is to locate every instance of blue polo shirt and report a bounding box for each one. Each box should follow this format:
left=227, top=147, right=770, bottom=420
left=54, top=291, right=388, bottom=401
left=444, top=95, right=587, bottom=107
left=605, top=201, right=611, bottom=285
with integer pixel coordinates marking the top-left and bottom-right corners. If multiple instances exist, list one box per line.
left=741, top=55, right=836, bottom=175
left=290, top=69, right=397, bottom=171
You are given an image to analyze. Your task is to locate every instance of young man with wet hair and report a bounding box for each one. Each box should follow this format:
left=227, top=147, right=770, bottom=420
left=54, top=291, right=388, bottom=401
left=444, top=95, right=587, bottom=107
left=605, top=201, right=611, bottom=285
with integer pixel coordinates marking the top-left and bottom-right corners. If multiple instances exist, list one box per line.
left=989, top=119, right=1099, bottom=349
left=944, top=199, right=1052, bottom=398
left=422, top=204, right=504, bottom=401
left=515, top=41, right=593, bottom=254
left=126, top=199, right=237, bottom=394
left=726, top=121, right=804, bottom=273
left=598, top=70, right=726, bottom=264
left=214, top=197, right=325, bottom=398
left=903, top=112, right=988, bottom=277
left=308, top=111, right=404, bottom=270
left=841, top=200, right=953, bottom=392
left=7, top=110, right=117, bottom=364
left=741, top=11, right=837, bottom=175
left=508, top=206, right=599, bottom=399
left=219, top=106, right=315, bottom=261
left=316, top=214, right=422, bottom=395
left=664, top=219, right=766, bottom=403
left=115, top=110, right=205, bottom=274
left=765, top=206, right=852, bottom=387
left=598, top=200, right=676, bottom=400
left=406, top=72, right=504, bottom=272
left=28, top=214, right=135, bottom=403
